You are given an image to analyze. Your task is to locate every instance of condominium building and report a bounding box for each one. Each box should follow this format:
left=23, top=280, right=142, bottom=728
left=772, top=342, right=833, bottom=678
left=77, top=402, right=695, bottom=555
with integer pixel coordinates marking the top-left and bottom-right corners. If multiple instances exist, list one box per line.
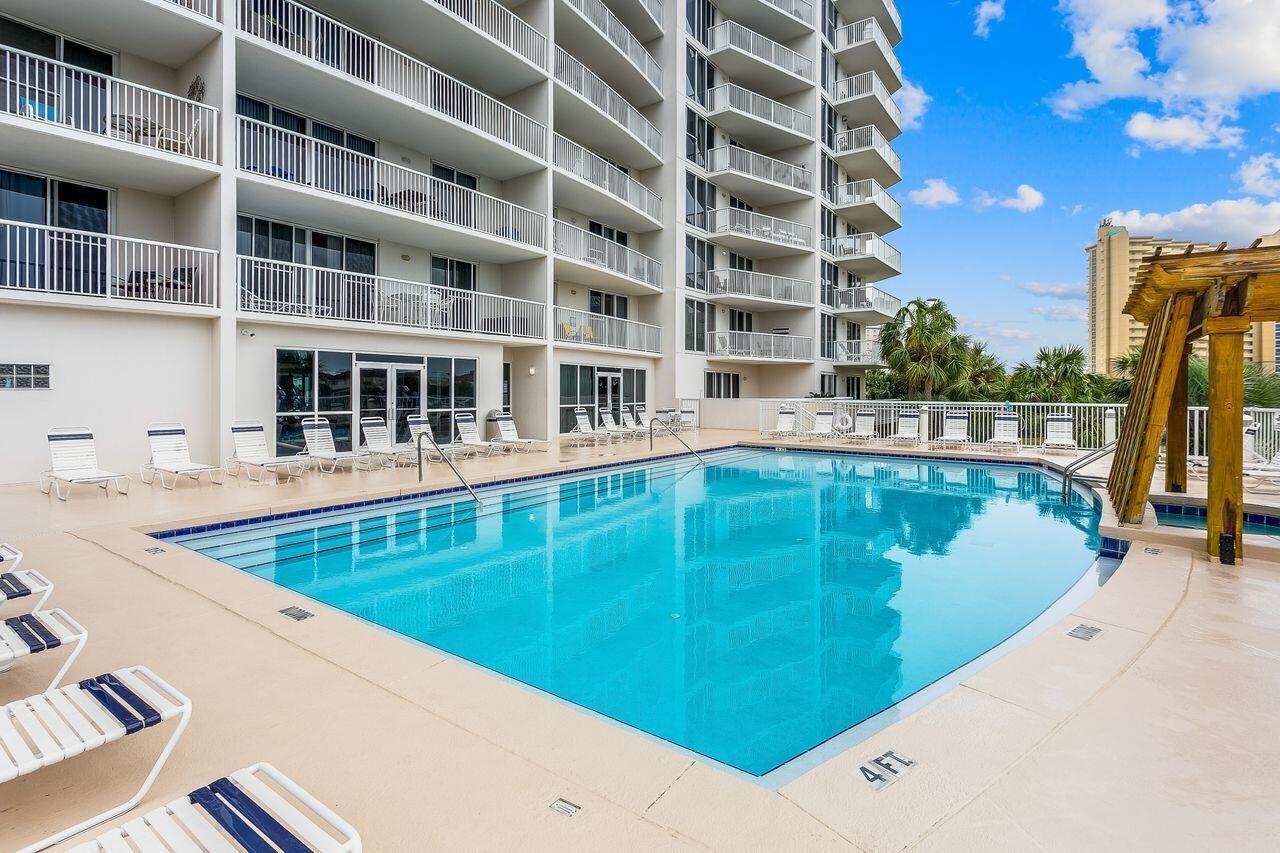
left=0, top=0, right=903, bottom=483
left=1086, top=222, right=1274, bottom=375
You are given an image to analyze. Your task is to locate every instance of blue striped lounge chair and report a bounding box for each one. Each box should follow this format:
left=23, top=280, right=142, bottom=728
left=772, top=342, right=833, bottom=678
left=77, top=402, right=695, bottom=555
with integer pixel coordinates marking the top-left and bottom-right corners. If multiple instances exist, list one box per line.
left=230, top=421, right=307, bottom=482
left=40, top=428, right=131, bottom=501
left=302, top=417, right=373, bottom=474
left=1, top=606, right=87, bottom=694
left=142, top=422, right=226, bottom=489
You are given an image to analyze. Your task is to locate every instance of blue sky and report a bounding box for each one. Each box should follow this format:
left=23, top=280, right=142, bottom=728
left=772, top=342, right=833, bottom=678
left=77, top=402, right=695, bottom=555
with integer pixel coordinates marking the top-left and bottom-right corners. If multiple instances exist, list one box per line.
left=889, top=0, right=1280, bottom=364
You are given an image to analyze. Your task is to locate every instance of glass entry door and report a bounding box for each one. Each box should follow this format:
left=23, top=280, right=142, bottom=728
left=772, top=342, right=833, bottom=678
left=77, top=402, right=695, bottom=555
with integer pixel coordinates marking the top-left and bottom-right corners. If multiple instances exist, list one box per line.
left=596, top=371, right=622, bottom=424
left=358, top=365, right=422, bottom=444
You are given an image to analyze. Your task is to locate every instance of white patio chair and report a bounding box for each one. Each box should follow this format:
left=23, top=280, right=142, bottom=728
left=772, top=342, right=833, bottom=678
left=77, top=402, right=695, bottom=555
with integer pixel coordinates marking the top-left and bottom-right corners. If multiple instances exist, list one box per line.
left=229, top=421, right=306, bottom=483
left=1042, top=413, right=1079, bottom=454
left=141, top=422, right=226, bottom=489
left=986, top=413, right=1022, bottom=454
left=798, top=410, right=837, bottom=441
left=598, top=410, right=637, bottom=441
left=762, top=406, right=797, bottom=438
left=844, top=411, right=878, bottom=444
left=3, top=666, right=191, bottom=851
left=67, top=762, right=361, bottom=853
left=932, top=413, right=972, bottom=449
left=360, top=417, right=415, bottom=467
left=678, top=408, right=698, bottom=432
left=0, top=607, right=87, bottom=693
left=493, top=413, right=550, bottom=452
left=301, top=417, right=372, bottom=474
left=619, top=409, right=651, bottom=438
left=406, top=415, right=471, bottom=461
left=888, top=412, right=922, bottom=446
left=565, top=407, right=612, bottom=448
left=40, top=428, right=131, bottom=501
left=0, top=542, right=23, bottom=572
left=1, top=548, right=54, bottom=617
left=455, top=412, right=505, bottom=456
left=149, top=116, right=201, bottom=156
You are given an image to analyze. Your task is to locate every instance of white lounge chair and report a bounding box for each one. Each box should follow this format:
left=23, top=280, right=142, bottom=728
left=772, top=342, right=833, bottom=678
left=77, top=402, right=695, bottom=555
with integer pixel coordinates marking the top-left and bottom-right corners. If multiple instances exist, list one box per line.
left=455, top=412, right=505, bottom=456
left=3, top=666, right=191, bottom=851
left=493, top=413, right=550, bottom=453
left=565, top=407, right=612, bottom=448
left=888, top=412, right=922, bottom=446
left=677, top=408, right=698, bottom=432
left=762, top=406, right=797, bottom=438
left=40, top=428, right=131, bottom=501
left=986, top=412, right=1022, bottom=454
left=798, top=410, right=837, bottom=441
left=359, top=417, right=415, bottom=468
left=1042, top=413, right=1078, bottom=454
left=0, top=543, right=22, bottom=572
left=844, top=411, right=878, bottom=444
left=932, top=412, right=972, bottom=449
left=67, top=762, right=362, bottom=853
left=301, top=417, right=372, bottom=474
left=598, top=410, right=637, bottom=441
left=229, top=421, right=306, bottom=483
left=619, top=409, right=651, bottom=438
left=406, top=415, right=471, bottom=461
left=0, top=607, right=87, bottom=693
left=141, top=422, right=226, bottom=489
left=633, top=405, right=655, bottom=430
left=1, top=548, right=54, bottom=617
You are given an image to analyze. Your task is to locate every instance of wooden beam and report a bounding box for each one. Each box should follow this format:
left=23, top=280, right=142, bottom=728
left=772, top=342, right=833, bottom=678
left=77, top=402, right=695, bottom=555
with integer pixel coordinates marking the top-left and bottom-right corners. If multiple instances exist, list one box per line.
left=1206, top=315, right=1247, bottom=563
left=1165, top=343, right=1191, bottom=494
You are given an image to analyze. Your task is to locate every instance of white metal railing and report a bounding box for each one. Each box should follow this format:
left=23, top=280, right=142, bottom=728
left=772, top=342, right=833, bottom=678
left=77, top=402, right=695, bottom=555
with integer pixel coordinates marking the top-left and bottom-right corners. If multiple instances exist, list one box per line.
left=763, top=0, right=813, bottom=26
left=238, top=0, right=545, bottom=158
left=554, top=48, right=661, bottom=158
left=832, top=339, right=884, bottom=365
left=833, top=18, right=902, bottom=82
left=553, top=220, right=663, bottom=289
left=553, top=134, right=661, bottom=221
left=826, top=179, right=901, bottom=223
left=830, top=125, right=900, bottom=175
left=554, top=306, right=661, bottom=353
left=708, top=22, right=813, bottom=80
left=562, top=0, right=662, bottom=92
left=167, top=0, right=219, bottom=19
left=823, top=233, right=902, bottom=271
left=708, top=268, right=813, bottom=304
left=831, top=285, right=900, bottom=317
left=878, top=0, right=903, bottom=36
left=706, top=146, right=812, bottom=193
left=431, top=0, right=546, bottom=68
left=710, top=330, right=813, bottom=360
left=238, top=117, right=544, bottom=247
left=1, top=220, right=217, bottom=307
left=1, top=46, right=218, bottom=162
left=238, top=256, right=545, bottom=338
left=698, top=208, right=813, bottom=249
left=830, top=71, right=902, bottom=127
left=706, top=84, right=814, bottom=137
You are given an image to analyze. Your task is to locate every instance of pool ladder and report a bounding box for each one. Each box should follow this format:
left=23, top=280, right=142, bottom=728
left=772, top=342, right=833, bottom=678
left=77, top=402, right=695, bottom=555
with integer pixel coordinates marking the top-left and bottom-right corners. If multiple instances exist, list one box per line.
left=1061, top=440, right=1117, bottom=501
left=650, top=417, right=706, bottom=465
left=417, top=429, right=484, bottom=505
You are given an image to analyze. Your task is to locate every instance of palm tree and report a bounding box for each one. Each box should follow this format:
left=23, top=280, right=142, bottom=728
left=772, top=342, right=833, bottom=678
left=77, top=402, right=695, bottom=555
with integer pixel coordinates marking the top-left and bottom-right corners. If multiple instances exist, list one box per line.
left=1109, top=345, right=1280, bottom=407
left=945, top=341, right=1006, bottom=401
left=1006, top=345, right=1096, bottom=402
left=879, top=299, right=972, bottom=400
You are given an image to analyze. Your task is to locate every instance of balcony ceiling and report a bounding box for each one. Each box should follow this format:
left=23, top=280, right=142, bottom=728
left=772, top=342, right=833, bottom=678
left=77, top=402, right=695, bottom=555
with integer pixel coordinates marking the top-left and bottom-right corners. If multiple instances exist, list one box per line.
left=705, top=229, right=813, bottom=259
left=706, top=166, right=813, bottom=207
left=551, top=169, right=663, bottom=233
left=831, top=252, right=900, bottom=282
left=2, top=0, right=220, bottom=67
left=703, top=291, right=812, bottom=310
left=704, top=103, right=811, bottom=152
left=832, top=303, right=896, bottom=325
left=831, top=38, right=902, bottom=93
left=706, top=45, right=812, bottom=99
left=832, top=89, right=902, bottom=141
left=834, top=0, right=903, bottom=44
left=599, top=0, right=663, bottom=42
left=552, top=255, right=663, bottom=297
left=551, top=84, right=663, bottom=169
left=829, top=198, right=901, bottom=234
left=712, top=0, right=814, bottom=42
left=554, top=3, right=662, bottom=106
left=828, top=142, right=902, bottom=188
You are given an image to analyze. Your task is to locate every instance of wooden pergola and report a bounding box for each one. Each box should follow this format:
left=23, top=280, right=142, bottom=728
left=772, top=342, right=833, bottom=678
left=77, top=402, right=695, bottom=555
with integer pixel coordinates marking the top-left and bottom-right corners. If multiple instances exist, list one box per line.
left=1108, top=239, right=1280, bottom=563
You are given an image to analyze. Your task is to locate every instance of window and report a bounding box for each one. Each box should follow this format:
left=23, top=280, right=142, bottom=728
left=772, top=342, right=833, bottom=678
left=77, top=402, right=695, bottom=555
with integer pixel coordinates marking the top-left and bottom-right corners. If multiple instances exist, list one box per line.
left=822, top=102, right=839, bottom=149
left=431, top=256, right=476, bottom=290
left=274, top=349, right=354, bottom=455
left=502, top=362, right=511, bottom=412
left=1, top=168, right=111, bottom=293
left=820, top=261, right=838, bottom=307
left=821, top=313, right=837, bottom=359
left=685, top=236, right=714, bottom=291
left=588, top=221, right=628, bottom=247
left=821, top=207, right=838, bottom=242
left=685, top=298, right=709, bottom=352
left=685, top=46, right=713, bottom=106
left=820, top=372, right=837, bottom=396
left=685, top=174, right=712, bottom=228
left=557, top=364, right=646, bottom=433
left=426, top=356, right=477, bottom=443
left=589, top=290, right=628, bottom=319
left=727, top=252, right=753, bottom=272
left=685, top=110, right=713, bottom=167
left=705, top=371, right=740, bottom=398
left=728, top=308, right=753, bottom=332
left=728, top=196, right=752, bottom=212
left=822, top=155, right=839, bottom=198
left=0, top=363, right=50, bottom=389
left=0, top=15, right=113, bottom=73
left=235, top=95, right=376, bottom=154
left=822, top=0, right=837, bottom=43
left=685, top=0, right=715, bottom=46
left=431, top=163, right=478, bottom=190
left=844, top=375, right=862, bottom=399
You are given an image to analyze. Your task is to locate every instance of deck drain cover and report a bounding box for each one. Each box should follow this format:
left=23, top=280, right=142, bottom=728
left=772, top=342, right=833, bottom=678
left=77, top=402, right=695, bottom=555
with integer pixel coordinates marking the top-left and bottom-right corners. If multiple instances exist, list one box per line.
left=1067, top=624, right=1103, bottom=641
left=1143, top=547, right=1162, bottom=555
left=550, top=798, right=580, bottom=817
left=144, top=546, right=165, bottom=555
left=279, top=606, right=314, bottom=621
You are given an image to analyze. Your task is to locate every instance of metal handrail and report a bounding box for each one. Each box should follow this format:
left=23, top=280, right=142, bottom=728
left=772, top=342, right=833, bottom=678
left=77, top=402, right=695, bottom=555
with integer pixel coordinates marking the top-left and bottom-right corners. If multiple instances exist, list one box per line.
left=1062, top=439, right=1117, bottom=501
left=417, top=429, right=484, bottom=504
left=649, top=416, right=706, bottom=465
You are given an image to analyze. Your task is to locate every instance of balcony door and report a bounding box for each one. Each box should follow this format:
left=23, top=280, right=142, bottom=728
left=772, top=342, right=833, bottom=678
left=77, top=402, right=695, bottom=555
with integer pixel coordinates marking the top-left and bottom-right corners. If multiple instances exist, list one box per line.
left=596, top=369, right=622, bottom=425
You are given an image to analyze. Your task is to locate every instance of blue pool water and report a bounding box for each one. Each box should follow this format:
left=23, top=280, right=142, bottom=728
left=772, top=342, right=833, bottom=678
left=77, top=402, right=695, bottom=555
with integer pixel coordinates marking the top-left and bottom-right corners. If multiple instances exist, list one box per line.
left=166, top=449, right=1102, bottom=776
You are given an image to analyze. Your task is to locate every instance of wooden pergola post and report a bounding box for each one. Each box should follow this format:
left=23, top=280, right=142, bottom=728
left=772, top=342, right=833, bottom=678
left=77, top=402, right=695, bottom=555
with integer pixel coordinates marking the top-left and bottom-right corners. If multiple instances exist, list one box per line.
left=1164, top=344, right=1191, bottom=493
left=1206, top=316, right=1249, bottom=563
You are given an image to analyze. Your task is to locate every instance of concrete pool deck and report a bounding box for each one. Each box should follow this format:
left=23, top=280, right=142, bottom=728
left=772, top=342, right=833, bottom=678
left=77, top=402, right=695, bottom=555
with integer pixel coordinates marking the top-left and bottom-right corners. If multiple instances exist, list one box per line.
left=2, top=431, right=1278, bottom=851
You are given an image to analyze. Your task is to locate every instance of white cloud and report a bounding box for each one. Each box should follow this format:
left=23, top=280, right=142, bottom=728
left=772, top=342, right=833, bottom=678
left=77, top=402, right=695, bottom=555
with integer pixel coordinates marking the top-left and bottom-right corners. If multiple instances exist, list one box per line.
left=1063, top=203, right=1086, bottom=216
left=978, top=184, right=1046, bottom=212
left=1031, top=304, right=1089, bottom=322
left=908, top=179, right=961, bottom=208
left=1106, top=197, right=1280, bottom=244
left=974, top=0, right=1006, bottom=38
left=1019, top=281, right=1088, bottom=300
left=1124, top=111, right=1243, bottom=151
left=894, top=79, right=931, bottom=131
left=1238, top=153, right=1280, bottom=197
left=960, top=318, right=1034, bottom=341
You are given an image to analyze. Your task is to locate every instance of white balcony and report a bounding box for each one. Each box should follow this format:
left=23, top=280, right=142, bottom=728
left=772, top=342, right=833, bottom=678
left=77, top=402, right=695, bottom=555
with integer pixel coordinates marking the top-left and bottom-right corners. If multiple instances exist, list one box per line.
left=696, top=208, right=813, bottom=258
left=238, top=256, right=546, bottom=341
left=1, top=220, right=218, bottom=314
left=704, top=146, right=812, bottom=205
left=826, top=179, right=901, bottom=234
left=828, top=125, right=901, bottom=187
left=1, top=0, right=220, bottom=67
left=832, top=18, right=902, bottom=91
left=554, top=306, right=661, bottom=354
left=602, top=0, right=663, bottom=42
left=708, top=330, right=814, bottom=363
left=0, top=47, right=219, bottom=194
left=713, top=0, right=814, bottom=42
left=823, top=232, right=902, bottom=280
left=705, top=84, right=813, bottom=150
left=554, top=48, right=662, bottom=168
left=237, top=117, right=544, bottom=263
left=552, top=135, right=662, bottom=232
left=834, top=0, right=902, bottom=45
left=303, top=0, right=546, bottom=94
left=830, top=285, right=899, bottom=324
left=553, top=220, right=663, bottom=295
left=706, top=22, right=813, bottom=98
left=557, top=0, right=662, bottom=105
left=705, top=269, right=814, bottom=308
left=832, top=339, right=886, bottom=367
left=236, top=0, right=546, bottom=179
left=829, top=71, right=902, bottom=139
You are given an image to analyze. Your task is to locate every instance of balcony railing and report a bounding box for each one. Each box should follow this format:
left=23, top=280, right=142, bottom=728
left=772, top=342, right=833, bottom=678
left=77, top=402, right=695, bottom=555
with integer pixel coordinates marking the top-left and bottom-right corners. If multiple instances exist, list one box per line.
left=555, top=306, right=661, bottom=353
left=833, top=18, right=902, bottom=82
left=831, top=285, right=900, bottom=317
left=238, top=0, right=545, bottom=158
left=238, top=117, right=544, bottom=247
left=553, top=220, right=662, bottom=289
left=710, top=330, right=813, bottom=360
left=829, top=125, right=900, bottom=175
left=826, top=179, right=901, bottom=222
left=831, top=340, right=883, bottom=365
left=697, top=208, right=813, bottom=249
left=707, top=22, right=813, bottom=80
left=1, top=46, right=218, bottom=162
left=554, top=48, right=661, bottom=158
left=706, top=84, right=813, bottom=136
left=823, top=233, right=902, bottom=270
left=562, top=0, right=662, bottom=92
left=238, top=256, right=545, bottom=338
left=709, top=269, right=813, bottom=304
left=553, top=135, right=661, bottom=221
left=764, top=0, right=813, bottom=26
left=830, top=71, right=902, bottom=127
left=431, top=0, right=546, bottom=68
left=1, top=220, right=217, bottom=307
left=168, top=0, right=219, bottom=19
left=706, top=146, right=812, bottom=193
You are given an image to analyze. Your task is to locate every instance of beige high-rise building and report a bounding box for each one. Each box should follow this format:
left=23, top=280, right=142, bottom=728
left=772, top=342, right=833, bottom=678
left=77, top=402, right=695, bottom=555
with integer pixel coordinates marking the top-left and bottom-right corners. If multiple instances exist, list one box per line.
left=1086, top=222, right=1276, bottom=375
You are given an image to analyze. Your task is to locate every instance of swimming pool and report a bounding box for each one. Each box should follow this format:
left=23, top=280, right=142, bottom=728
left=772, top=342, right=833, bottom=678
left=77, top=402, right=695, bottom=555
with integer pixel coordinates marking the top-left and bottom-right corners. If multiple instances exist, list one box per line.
left=165, top=448, right=1103, bottom=776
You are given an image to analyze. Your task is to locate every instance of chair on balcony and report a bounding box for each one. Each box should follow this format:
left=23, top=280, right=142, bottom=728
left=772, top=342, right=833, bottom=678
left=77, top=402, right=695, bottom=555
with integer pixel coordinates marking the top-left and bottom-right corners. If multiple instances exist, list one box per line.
left=20, top=96, right=67, bottom=124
